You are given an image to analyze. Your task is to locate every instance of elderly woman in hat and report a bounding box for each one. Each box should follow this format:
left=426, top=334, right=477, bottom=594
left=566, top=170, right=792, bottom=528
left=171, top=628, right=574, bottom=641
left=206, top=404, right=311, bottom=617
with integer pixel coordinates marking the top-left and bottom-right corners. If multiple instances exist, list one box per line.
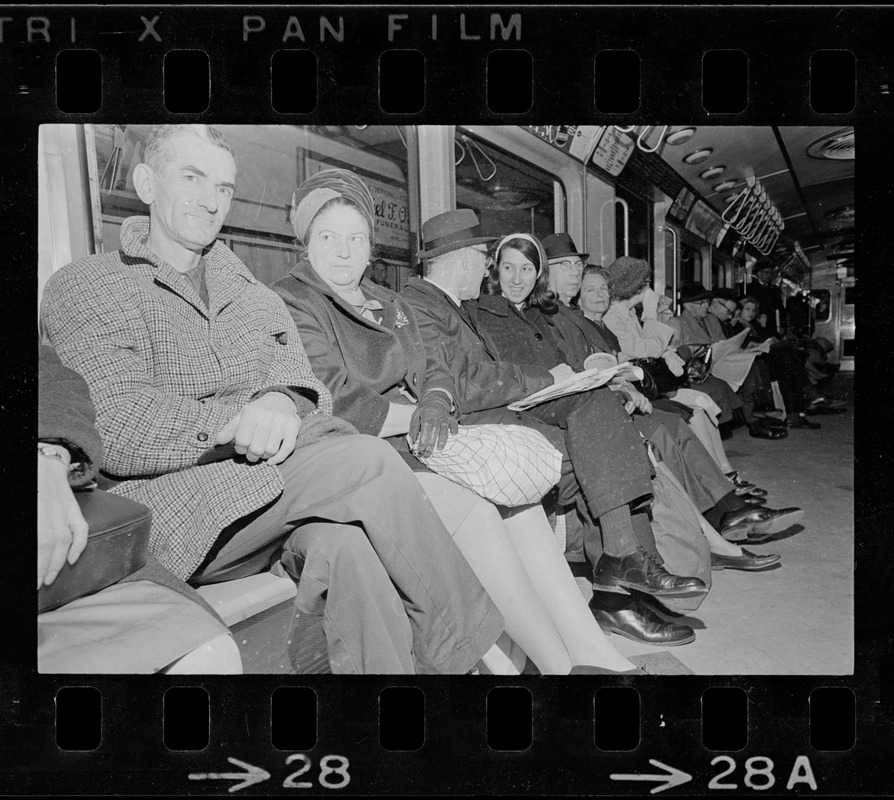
left=273, top=168, right=641, bottom=675
left=602, top=259, right=743, bottom=431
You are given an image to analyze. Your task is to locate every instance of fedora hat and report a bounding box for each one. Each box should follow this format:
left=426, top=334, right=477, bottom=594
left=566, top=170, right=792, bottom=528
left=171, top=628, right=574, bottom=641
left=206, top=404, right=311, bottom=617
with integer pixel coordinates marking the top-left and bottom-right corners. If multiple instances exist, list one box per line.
left=417, top=209, right=497, bottom=260
left=542, top=232, right=588, bottom=262
left=679, top=281, right=713, bottom=304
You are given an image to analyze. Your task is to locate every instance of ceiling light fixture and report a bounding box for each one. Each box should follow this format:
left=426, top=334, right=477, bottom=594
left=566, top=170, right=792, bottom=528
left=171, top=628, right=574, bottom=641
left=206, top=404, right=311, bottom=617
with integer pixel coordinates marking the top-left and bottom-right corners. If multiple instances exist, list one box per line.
left=683, top=148, right=713, bottom=165
left=713, top=179, right=738, bottom=192
left=666, top=127, right=697, bottom=145
left=699, top=165, right=726, bottom=180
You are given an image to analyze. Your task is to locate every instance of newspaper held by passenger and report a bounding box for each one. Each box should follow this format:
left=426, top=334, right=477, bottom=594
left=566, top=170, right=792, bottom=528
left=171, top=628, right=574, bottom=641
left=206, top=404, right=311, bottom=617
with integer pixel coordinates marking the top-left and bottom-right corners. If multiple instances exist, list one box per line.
left=508, top=362, right=643, bottom=411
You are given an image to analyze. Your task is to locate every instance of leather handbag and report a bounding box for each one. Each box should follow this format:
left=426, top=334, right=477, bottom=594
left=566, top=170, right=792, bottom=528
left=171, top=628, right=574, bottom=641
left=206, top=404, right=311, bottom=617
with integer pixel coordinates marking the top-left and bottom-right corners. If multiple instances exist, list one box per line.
left=38, top=489, right=152, bottom=613
left=632, top=345, right=713, bottom=399
left=414, top=424, right=563, bottom=507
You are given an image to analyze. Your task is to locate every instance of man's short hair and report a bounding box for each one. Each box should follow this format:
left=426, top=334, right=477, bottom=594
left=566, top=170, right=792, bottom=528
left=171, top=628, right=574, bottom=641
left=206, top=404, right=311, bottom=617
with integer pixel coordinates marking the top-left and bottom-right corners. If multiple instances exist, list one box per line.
left=143, top=124, right=237, bottom=175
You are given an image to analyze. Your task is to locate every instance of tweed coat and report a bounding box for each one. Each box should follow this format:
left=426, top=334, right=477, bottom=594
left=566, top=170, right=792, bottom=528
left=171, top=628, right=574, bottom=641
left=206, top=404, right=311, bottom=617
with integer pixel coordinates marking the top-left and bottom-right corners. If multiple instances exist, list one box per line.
left=40, top=217, right=334, bottom=580
left=273, top=264, right=455, bottom=470
left=400, top=278, right=553, bottom=416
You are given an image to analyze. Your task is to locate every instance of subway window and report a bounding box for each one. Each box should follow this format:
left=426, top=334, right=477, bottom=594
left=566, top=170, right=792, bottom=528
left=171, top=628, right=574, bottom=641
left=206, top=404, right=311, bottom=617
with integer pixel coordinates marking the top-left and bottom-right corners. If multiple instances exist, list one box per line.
left=454, top=133, right=564, bottom=241
left=86, top=125, right=414, bottom=290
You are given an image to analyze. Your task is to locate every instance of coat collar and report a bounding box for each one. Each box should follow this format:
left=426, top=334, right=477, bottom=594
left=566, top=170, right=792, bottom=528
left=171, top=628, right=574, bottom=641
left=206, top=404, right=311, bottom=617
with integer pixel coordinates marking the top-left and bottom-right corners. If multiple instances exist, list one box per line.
left=120, top=216, right=257, bottom=317
left=288, top=261, right=401, bottom=333
left=476, top=294, right=512, bottom=318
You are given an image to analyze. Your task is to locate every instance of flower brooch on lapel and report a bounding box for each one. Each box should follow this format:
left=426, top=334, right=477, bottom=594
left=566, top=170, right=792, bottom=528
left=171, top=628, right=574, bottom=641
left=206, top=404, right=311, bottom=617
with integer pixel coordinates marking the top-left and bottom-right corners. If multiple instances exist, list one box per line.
left=395, top=309, right=410, bottom=328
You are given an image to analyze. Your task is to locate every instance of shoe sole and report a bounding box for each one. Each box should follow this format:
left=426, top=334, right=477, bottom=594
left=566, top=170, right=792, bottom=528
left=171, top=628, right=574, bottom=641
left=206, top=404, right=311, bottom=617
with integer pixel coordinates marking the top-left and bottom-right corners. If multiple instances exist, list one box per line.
left=597, top=624, right=696, bottom=647
left=722, top=509, right=804, bottom=542
left=591, top=580, right=708, bottom=598
left=711, top=556, right=782, bottom=571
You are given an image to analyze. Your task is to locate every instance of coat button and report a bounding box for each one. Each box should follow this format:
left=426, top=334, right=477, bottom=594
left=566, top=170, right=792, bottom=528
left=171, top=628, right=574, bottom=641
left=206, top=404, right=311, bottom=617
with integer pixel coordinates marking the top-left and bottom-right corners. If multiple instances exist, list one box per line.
left=197, top=432, right=209, bottom=442
left=534, top=332, right=544, bottom=341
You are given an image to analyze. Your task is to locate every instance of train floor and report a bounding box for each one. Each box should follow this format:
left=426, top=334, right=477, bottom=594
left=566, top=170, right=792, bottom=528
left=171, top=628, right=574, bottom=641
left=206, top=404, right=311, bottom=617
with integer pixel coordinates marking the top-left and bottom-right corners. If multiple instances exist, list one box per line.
left=238, top=373, right=854, bottom=677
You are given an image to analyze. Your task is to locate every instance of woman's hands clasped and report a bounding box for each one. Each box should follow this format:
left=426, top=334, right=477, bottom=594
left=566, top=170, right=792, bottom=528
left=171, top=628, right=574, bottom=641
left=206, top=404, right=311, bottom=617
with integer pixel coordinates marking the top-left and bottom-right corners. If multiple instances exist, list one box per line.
left=409, top=391, right=458, bottom=457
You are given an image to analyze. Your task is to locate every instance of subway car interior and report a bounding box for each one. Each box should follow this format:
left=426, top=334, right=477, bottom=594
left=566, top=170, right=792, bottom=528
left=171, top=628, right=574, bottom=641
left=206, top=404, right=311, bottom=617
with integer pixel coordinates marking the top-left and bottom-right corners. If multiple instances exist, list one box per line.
left=38, top=124, right=854, bottom=675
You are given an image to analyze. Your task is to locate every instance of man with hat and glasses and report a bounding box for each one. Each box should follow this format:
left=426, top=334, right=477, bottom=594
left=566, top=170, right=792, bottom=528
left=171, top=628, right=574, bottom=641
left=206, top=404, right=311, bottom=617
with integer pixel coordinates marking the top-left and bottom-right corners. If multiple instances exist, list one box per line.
left=403, top=210, right=711, bottom=647
left=671, top=281, right=785, bottom=441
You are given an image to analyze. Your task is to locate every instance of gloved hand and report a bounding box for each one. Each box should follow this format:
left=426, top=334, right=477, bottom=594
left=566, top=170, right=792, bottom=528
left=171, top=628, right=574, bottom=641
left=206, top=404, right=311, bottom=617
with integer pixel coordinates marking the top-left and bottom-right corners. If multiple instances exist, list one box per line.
left=662, top=349, right=686, bottom=377
left=409, top=391, right=458, bottom=457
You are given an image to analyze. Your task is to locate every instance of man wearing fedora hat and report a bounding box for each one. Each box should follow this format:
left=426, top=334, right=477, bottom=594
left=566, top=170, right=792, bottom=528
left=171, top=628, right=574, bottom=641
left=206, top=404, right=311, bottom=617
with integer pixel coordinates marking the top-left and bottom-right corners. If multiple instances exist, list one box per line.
left=402, top=210, right=708, bottom=614
left=542, top=233, right=587, bottom=307
left=671, top=282, right=785, bottom=441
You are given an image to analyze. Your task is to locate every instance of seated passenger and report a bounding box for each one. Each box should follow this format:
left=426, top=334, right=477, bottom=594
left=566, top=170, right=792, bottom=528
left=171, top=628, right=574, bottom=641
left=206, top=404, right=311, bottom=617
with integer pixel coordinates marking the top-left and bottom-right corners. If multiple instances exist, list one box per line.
left=543, top=238, right=749, bottom=490
left=479, top=234, right=793, bottom=561
left=272, top=168, right=640, bottom=674
left=669, top=281, right=789, bottom=441
left=401, top=211, right=712, bottom=647
left=38, top=344, right=242, bottom=674
left=40, top=124, right=505, bottom=675
left=710, top=292, right=821, bottom=430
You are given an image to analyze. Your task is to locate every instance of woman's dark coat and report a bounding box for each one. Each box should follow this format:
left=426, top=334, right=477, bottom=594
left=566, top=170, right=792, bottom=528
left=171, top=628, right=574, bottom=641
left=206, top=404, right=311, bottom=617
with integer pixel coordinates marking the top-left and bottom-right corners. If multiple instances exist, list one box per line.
left=273, top=263, right=455, bottom=469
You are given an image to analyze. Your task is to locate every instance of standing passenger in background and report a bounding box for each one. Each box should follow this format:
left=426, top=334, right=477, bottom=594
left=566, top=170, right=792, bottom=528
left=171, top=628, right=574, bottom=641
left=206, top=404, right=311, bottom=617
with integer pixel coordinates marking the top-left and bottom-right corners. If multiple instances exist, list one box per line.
left=747, top=261, right=787, bottom=338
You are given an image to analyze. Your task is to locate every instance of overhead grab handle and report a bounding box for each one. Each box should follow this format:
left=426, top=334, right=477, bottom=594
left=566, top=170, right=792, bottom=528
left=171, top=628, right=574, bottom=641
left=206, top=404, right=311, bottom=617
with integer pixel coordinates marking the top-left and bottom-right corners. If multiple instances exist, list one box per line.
left=461, top=135, right=497, bottom=182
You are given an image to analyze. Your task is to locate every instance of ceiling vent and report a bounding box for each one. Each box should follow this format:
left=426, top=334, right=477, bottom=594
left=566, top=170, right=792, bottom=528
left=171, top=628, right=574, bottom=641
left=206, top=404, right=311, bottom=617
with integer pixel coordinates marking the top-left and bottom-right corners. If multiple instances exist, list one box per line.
left=807, top=129, right=855, bottom=160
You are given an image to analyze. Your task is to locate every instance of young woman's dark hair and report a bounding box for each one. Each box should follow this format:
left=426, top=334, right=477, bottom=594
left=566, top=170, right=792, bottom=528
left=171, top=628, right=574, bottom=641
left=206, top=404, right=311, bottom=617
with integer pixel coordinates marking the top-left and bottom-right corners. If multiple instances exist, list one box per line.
left=484, top=234, right=560, bottom=315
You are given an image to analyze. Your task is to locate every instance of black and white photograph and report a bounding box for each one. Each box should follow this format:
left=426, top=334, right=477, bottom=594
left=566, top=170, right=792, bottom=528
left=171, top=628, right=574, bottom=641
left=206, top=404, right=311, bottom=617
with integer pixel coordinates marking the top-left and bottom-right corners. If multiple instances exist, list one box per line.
left=5, top=3, right=889, bottom=795
left=36, top=122, right=855, bottom=678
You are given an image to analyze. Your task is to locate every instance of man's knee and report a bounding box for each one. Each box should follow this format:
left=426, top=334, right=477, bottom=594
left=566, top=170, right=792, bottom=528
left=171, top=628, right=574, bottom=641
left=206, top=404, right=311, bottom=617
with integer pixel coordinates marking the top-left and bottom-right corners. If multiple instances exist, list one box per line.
left=291, top=522, right=376, bottom=564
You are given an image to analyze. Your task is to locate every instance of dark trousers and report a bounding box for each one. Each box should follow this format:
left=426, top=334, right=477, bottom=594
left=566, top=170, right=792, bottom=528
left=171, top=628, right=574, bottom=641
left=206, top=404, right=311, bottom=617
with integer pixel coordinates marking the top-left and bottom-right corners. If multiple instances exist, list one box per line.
left=464, top=389, right=655, bottom=562
left=191, top=435, right=502, bottom=674
left=762, top=345, right=810, bottom=415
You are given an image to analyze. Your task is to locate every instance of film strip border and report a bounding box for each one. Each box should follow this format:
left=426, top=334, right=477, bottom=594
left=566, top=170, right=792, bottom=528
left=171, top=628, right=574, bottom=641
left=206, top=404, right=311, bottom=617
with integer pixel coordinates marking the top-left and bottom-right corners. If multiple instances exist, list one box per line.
left=10, top=677, right=882, bottom=794
left=1, top=6, right=889, bottom=121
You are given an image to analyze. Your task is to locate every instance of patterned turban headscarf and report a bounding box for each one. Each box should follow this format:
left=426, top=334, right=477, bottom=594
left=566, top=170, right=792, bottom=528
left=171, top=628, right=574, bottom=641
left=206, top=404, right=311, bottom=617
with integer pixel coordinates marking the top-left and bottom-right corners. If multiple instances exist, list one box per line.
left=290, top=168, right=377, bottom=245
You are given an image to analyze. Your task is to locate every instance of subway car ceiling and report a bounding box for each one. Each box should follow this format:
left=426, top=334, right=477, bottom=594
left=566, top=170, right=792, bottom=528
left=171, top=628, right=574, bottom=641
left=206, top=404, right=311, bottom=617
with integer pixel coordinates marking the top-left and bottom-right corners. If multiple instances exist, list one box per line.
left=655, top=126, right=854, bottom=275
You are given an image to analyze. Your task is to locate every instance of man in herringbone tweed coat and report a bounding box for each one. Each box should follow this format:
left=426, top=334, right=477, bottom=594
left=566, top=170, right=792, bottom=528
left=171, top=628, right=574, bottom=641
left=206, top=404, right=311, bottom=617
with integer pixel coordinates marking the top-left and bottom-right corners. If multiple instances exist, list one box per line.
left=41, top=124, right=503, bottom=674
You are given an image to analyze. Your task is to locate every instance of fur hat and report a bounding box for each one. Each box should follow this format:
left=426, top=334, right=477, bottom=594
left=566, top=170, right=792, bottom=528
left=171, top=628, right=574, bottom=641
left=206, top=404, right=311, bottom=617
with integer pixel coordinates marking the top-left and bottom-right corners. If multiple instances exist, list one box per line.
left=607, top=256, right=652, bottom=300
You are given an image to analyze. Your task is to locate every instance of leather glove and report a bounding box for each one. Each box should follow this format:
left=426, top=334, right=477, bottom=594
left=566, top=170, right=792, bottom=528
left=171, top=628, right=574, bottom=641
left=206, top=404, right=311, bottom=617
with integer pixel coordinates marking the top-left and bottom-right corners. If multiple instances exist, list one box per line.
left=409, top=391, right=458, bottom=457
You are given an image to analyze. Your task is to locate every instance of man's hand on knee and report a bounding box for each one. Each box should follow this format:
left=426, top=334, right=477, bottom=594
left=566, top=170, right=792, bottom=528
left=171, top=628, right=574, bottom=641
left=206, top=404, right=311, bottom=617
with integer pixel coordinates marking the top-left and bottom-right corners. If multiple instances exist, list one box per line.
left=215, top=392, right=302, bottom=464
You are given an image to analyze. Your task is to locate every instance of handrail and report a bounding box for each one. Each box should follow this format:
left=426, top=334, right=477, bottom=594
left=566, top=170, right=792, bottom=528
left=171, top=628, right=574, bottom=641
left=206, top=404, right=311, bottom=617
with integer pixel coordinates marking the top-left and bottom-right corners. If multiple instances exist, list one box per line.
left=616, top=197, right=630, bottom=257
left=460, top=134, right=497, bottom=182
left=637, top=125, right=669, bottom=154
left=658, top=224, right=679, bottom=314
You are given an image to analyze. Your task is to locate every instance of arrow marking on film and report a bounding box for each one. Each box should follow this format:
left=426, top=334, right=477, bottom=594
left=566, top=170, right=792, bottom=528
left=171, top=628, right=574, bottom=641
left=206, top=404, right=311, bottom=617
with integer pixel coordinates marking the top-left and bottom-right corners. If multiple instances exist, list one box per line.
left=189, top=757, right=271, bottom=793
left=610, top=759, right=693, bottom=794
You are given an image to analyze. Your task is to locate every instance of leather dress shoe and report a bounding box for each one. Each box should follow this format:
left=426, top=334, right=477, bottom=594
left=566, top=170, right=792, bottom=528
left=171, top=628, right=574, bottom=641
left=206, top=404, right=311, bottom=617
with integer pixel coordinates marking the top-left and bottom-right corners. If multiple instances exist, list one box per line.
left=711, top=548, right=782, bottom=571
left=757, top=415, right=787, bottom=429
left=727, top=471, right=768, bottom=497
left=748, top=418, right=788, bottom=440
left=719, top=507, right=804, bottom=542
left=743, top=495, right=767, bottom=507
left=592, top=548, right=708, bottom=597
left=589, top=595, right=696, bottom=646
left=788, top=413, right=821, bottom=429
left=569, top=664, right=647, bottom=675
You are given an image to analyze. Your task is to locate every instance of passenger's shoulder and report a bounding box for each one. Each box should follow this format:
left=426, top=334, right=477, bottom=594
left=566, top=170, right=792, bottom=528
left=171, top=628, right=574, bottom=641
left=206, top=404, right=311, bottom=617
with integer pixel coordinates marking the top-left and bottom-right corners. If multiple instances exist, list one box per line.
left=44, top=251, right=135, bottom=298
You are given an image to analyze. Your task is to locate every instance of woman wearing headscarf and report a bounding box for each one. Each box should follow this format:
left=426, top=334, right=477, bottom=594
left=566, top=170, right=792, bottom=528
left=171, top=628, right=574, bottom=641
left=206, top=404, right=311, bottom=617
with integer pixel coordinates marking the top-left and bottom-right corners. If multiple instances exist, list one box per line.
left=273, top=168, right=641, bottom=675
